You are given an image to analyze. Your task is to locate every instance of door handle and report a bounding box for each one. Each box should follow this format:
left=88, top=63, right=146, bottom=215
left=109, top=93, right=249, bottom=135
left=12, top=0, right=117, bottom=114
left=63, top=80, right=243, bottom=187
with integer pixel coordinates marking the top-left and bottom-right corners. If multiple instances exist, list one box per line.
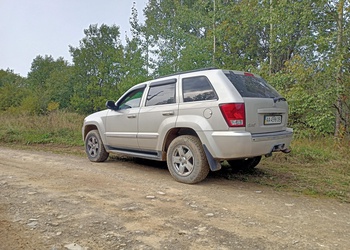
left=127, top=114, right=137, bottom=118
left=162, top=111, right=174, bottom=116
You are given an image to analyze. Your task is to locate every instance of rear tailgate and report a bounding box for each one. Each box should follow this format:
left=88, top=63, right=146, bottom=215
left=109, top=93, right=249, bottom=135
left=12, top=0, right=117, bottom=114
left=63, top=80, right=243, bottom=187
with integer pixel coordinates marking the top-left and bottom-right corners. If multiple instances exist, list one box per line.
left=244, top=98, right=288, bottom=134
left=224, top=71, right=289, bottom=134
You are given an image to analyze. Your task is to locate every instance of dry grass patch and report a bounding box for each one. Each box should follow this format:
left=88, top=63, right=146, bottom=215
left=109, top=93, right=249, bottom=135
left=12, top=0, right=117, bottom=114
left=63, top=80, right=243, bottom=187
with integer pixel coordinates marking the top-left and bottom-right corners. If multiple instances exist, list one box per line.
left=0, top=111, right=84, bottom=145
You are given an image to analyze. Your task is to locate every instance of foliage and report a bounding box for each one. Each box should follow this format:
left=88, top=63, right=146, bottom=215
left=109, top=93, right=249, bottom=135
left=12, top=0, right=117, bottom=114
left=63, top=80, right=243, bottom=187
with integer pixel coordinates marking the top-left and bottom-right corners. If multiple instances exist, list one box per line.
left=0, top=69, right=27, bottom=111
left=266, top=55, right=336, bottom=136
left=122, top=3, right=150, bottom=91
left=144, top=0, right=214, bottom=75
left=26, top=55, right=73, bottom=114
left=69, top=17, right=149, bottom=113
left=69, top=24, right=124, bottom=113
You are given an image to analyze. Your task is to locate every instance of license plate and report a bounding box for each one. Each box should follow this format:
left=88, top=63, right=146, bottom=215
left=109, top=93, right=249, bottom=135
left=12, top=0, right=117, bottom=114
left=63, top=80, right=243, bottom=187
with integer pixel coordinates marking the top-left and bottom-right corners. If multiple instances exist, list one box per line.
left=264, top=115, right=282, bottom=125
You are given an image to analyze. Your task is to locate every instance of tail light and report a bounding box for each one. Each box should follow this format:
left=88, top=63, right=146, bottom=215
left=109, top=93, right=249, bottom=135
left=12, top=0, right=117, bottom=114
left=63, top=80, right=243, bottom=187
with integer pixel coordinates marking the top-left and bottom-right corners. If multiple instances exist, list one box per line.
left=244, top=72, right=254, bottom=77
left=219, top=103, right=245, bottom=127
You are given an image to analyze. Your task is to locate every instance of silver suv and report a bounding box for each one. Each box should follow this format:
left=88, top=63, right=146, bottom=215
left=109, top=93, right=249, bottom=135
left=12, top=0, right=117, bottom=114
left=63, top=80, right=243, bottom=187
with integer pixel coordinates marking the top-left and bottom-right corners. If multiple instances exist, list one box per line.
left=82, top=68, right=293, bottom=184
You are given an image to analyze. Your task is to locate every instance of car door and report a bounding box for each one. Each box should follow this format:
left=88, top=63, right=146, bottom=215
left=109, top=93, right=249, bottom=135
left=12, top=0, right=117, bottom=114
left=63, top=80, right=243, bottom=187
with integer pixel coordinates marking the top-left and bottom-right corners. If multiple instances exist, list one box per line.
left=137, top=78, right=178, bottom=151
left=105, top=86, right=145, bottom=150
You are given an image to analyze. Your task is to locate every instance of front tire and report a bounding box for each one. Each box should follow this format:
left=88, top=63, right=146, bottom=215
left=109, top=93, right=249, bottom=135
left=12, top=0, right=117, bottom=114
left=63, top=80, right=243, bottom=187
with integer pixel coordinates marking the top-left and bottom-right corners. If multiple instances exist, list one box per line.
left=85, top=130, right=109, bottom=162
left=167, top=135, right=209, bottom=184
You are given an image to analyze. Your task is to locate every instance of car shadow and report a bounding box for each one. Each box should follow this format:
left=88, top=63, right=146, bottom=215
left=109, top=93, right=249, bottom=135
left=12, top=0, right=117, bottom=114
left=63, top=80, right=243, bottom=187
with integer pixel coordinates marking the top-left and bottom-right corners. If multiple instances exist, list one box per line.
left=108, top=155, right=168, bottom=170
left=107, top=155, right=268, bottom=183
left=209, top=164, right=269, bottom=183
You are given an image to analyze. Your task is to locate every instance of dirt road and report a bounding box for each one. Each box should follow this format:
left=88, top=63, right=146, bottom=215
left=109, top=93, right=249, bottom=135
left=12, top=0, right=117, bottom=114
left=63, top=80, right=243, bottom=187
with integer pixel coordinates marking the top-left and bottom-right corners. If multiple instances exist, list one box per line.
left=0, top=147, right=349, bottom=250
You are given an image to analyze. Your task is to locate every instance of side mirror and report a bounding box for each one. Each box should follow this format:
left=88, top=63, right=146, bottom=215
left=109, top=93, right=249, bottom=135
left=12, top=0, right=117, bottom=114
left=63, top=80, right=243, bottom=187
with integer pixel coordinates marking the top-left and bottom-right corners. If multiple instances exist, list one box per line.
left=106, top=100, right=117, bottom=110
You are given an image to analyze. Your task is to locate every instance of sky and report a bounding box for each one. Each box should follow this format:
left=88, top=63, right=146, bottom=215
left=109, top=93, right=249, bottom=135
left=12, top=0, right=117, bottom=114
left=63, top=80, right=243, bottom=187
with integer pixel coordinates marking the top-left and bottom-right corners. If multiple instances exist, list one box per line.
left=0, top=0, right=147, bottom=77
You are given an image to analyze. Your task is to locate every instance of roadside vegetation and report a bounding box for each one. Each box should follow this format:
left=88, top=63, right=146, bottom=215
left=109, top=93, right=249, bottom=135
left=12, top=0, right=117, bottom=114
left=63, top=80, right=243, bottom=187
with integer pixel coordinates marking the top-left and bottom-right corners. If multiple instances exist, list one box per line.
left=0, top=111, right=83, bottom=146
left=0, top=110, right=349, bottom=202
left=222, top=138, right=350, bottom=203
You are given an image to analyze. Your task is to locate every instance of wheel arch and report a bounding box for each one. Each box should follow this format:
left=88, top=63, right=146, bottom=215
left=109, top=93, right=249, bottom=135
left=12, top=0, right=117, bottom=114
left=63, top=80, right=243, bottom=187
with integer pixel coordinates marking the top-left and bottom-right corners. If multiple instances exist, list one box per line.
left=83, top=124, right=98, bottom=140
left=82, top=122, right=108, bottom=147
left=161, top=127, right=221, bottom=171
left=161, top=127, right=198, bottom=159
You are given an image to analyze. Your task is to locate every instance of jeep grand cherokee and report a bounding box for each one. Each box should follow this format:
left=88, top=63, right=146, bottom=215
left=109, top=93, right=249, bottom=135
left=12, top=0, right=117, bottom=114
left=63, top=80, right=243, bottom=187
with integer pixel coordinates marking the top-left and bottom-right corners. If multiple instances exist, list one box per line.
left=82, top=68, right=293, bottom=184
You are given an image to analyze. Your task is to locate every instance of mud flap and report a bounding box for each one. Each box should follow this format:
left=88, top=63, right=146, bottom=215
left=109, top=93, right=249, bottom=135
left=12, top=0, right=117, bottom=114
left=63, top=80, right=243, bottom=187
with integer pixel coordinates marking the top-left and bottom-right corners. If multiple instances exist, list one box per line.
left=203, top=144, right=222, bottom=171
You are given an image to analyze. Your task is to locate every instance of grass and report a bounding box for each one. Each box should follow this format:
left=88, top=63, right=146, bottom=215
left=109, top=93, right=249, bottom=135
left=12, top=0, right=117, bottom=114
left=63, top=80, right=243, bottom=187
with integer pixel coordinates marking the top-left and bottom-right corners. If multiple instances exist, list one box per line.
left=219, top=137, right=350, bottom=202
left=0, top=110, right=349, bottom=202
left=0, top=110, right=83, bottom=146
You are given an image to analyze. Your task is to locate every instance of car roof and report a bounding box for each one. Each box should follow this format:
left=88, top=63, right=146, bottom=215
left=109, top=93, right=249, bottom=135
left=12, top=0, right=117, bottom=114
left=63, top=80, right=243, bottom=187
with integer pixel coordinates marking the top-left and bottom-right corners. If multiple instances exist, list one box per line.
left=130, top=68, right=262, bottom=90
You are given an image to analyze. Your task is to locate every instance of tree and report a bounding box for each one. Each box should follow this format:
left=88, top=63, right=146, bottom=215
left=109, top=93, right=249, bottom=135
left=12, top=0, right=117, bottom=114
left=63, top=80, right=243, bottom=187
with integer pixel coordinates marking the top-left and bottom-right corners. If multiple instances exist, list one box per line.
left=268, top=55, right=336, bottom=135
left=45, top=65, right=74, bottom=110
left=143, top=0, right=213, bottom=76
left=0, top=69, right=27, bottom=111
left=265, top=0, right=350, bottom=137
left=215, top=0, right=267, bottom=70
left=121, top=2, right=150, bottom=92
left=333, top=0, right=349, bottom=137
left=69, top=24, right=124, bottom=113
left=26, top=55, right=72, bottom=113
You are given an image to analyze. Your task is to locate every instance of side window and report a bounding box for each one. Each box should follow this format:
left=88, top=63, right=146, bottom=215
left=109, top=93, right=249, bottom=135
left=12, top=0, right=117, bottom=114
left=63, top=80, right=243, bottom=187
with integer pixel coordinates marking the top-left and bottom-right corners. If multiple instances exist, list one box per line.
left=145, top=83, right=176, bottom=106
left=182, top=76, right=217, bottom=102
left=118, top=87, right=145, bottom=109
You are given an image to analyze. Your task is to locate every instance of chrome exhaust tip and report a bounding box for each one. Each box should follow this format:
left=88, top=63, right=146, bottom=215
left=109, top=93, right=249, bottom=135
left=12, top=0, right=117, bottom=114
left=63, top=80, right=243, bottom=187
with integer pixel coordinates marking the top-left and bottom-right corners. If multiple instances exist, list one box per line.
left=282, top=148, right=291, bottom=154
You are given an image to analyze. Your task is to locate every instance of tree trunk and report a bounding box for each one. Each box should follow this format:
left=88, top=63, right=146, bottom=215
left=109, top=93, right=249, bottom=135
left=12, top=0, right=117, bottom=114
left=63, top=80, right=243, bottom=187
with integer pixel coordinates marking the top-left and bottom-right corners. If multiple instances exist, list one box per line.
left=269, top=0, right=273, bottom=75
left=213, top=0, right=216, bottom=65
left=334, top=0, right=345, bottom=137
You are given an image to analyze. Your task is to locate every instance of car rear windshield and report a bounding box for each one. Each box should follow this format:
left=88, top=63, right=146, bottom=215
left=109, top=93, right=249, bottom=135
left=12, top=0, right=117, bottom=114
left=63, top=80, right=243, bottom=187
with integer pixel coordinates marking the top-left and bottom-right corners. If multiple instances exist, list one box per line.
left=225, top=72, right=280, bottom=98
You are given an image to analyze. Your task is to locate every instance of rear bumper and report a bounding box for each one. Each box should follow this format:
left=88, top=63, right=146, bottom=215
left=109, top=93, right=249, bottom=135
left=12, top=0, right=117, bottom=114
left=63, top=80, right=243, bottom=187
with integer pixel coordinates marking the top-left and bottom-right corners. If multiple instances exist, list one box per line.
left=199, top=128, right=293, bottom=160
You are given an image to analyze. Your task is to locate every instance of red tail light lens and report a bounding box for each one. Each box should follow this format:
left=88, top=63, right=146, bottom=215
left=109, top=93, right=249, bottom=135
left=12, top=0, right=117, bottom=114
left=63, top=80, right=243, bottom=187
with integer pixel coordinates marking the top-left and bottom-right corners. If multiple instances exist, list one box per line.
left=244, top=72, right=254, bottom=77
left=219, top=103, right=246, bottom=127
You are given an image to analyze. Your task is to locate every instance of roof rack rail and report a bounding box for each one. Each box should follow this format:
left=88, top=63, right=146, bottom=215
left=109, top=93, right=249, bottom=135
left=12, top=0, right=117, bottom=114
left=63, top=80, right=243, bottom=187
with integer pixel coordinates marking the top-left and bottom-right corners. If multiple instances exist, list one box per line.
left=154, top=67, right=219, bottom=79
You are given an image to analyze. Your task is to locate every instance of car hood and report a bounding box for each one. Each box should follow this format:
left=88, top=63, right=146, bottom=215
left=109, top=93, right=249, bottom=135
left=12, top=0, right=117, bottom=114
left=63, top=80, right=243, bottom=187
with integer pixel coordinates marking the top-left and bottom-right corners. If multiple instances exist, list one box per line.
left=84, top=109, right=109, bottom=123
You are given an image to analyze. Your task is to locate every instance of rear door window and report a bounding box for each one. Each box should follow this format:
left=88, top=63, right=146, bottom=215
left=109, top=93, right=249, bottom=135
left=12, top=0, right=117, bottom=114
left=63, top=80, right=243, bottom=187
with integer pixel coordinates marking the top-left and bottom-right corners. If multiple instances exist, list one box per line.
left=225, top=72, right=280, bottom=98
left=182, top=76, right=218, bottom=102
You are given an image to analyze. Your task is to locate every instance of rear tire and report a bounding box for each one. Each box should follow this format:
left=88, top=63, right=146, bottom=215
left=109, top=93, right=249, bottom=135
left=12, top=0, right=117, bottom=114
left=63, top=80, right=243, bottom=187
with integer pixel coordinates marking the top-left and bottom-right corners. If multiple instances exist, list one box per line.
left=167, top=135, right=209, bottom=184
left=227, top=156, right=261, bottom=170
left=85, top=130, right=109, bottom=162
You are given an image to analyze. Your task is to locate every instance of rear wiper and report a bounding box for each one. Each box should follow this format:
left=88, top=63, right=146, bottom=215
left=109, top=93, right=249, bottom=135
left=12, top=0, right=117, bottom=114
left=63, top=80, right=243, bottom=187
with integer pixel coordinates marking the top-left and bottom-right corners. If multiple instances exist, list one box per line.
left=273, top=97, right=286, bottom=103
